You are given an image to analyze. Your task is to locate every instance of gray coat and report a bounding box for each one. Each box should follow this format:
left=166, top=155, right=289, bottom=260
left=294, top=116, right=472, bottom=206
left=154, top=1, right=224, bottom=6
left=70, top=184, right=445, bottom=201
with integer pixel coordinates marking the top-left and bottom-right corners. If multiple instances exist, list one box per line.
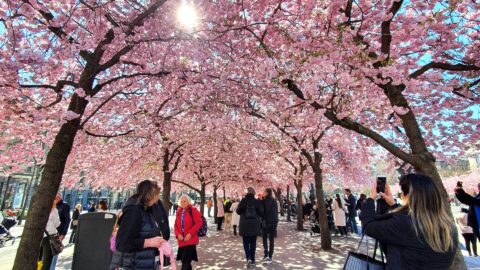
left=236, top=194, right=264, bottom=237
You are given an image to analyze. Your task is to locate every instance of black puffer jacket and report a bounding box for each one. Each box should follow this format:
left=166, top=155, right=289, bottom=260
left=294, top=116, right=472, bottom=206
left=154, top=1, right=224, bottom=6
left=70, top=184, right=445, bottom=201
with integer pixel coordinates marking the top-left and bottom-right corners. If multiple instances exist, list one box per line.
left=237, top=194, right=264, bottom=237
left=114, top=197, right=169, bottom=270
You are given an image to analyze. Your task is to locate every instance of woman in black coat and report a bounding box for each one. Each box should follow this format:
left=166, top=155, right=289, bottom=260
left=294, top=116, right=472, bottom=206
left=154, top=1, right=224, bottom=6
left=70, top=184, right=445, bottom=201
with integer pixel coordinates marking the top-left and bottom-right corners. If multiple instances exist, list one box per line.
left=69, top=204, right=82, bottom=244
left=110, top=180, right=169, bottom=270
left=236, top=187, right=264, bottom=267
left=360, top=174, right=457, bottom=270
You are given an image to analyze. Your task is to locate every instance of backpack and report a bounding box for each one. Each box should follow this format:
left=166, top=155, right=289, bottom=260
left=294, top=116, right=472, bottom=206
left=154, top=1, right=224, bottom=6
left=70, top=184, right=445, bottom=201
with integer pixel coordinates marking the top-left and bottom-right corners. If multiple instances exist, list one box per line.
left=188, top=208, right=208, bottom=237
left=244, top=202, right=257, bottom=219
left=224, top=201, right=232, bottom=213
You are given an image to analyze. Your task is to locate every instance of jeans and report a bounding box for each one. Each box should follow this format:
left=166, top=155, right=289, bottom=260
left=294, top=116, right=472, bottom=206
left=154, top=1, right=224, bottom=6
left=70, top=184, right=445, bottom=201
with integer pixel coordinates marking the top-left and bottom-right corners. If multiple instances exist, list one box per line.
left=347, top=215, right=358, bottom=234
left=262, top=226, right=276, bottom=258
left=242, top=236, right=257, bottom=262
left=49, top=255, right=58, bottom=270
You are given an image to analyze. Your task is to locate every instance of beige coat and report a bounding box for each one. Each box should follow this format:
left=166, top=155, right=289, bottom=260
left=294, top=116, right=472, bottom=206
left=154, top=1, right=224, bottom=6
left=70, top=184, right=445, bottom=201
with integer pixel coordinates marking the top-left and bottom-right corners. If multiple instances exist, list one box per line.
left=333, top=199, right=346, bottom=227
left=231, top=202, right=240, bottom=226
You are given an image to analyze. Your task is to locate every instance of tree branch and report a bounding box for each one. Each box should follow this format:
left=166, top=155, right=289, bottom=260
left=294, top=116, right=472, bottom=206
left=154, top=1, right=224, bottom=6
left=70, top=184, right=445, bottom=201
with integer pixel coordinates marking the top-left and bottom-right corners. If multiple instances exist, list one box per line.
left=84, top=129, right=133, bottom=138
left=171, top=179, right=200, bottom=193
left=409, top=62, right=480, bottom=79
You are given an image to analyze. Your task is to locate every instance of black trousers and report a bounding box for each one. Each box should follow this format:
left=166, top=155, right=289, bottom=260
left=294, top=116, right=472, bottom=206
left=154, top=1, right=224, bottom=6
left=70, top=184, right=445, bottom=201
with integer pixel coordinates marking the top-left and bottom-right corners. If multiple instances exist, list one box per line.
left=463, top=233, right=478, bottom=256
left=233, top=225, right=238, bottom=236
left=217, top=217, right=224, bottom=230
left=262, top=226, right=276, bottom=258
left=69, top=228, right=77, bottom=243
left=41, top=236, right=53, bottom=270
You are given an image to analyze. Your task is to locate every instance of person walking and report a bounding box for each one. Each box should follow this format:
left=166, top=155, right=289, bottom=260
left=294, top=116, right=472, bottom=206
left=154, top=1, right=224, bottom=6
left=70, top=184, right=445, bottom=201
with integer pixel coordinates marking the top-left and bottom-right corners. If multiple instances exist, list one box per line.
left=333, top=194, right=347, bottom=236
left=110, top=180, right=166, bottom=270
left=456, top=208, right=478, bottom=257
left=175, top=195, right=203, bottom=270
left=69, top=204, right=82, bottom=244
left=41, top=199, right=61, bottom=270
left=237, top=187, right=264, bottom=267
left=224, top=198, right=233, bottom=233
left=360, top=174, right=457, bottom=269
left=207, top=198, right=213, bottom=217
left=261, top=188, right=278, bottom=264
left=216, top=198, right=225, bottom=231
left=344, top=189, right=358, bottom=235
left=231, top=199, right=240, bottom=236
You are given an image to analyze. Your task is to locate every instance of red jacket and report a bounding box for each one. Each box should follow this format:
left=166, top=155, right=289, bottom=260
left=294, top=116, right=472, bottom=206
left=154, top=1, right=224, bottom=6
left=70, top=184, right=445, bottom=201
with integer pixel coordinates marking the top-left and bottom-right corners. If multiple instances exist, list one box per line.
left=174, top=205, right=202, bottom=247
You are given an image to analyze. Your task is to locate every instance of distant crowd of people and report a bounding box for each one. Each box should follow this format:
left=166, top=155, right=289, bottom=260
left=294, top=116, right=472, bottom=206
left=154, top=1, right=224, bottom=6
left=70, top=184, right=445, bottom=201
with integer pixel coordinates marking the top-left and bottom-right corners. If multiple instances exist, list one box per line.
left=37, top=173, right=469, bottom=269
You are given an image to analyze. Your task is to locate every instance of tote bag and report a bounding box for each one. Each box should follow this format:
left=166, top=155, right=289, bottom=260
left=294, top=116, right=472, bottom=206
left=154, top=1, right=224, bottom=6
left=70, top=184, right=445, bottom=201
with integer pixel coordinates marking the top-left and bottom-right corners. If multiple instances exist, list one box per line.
left=343, top=234, right=386, bottom=270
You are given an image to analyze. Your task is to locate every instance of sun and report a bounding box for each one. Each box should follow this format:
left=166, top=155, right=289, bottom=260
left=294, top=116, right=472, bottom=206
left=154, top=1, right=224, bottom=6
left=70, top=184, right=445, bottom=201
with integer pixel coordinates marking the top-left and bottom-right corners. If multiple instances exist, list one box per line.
left=177, top=2, right=198, bottom=29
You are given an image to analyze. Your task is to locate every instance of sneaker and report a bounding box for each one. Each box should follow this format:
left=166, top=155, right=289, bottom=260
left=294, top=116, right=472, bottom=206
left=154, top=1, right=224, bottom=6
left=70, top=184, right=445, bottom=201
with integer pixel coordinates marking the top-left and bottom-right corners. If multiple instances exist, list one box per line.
left=251, top=261, right=256, bottom=266
left=267, top=258, right=273, bottom=264
left=262, top=257, right=269, bottom=262
left=247, top=260, right=252, bottom=267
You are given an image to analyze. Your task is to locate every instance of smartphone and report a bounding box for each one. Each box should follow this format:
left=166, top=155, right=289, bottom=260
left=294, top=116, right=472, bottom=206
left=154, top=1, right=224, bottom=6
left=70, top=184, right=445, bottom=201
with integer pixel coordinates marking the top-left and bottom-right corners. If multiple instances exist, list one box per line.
left=376, top=177, right=387, bottom=194
left=457, top=181, right=463, bottom=188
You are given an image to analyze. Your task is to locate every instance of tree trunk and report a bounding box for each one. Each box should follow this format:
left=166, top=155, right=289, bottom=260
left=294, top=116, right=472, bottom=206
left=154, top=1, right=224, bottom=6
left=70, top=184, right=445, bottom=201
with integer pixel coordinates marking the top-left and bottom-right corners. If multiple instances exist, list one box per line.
left=286, top=185, right=291, bottom=222
left=18, top=165, right=37, bottom=225
left=314, top=167, right=331, bottom=250
left=295, top=179, right=304, bottom=231
left=223, top=186, right=226, bottom=199
left=213, top=185, right=218, bottom=223
left=13, top=96, right=87, bottom=270
left=161, top=148, right=172, bottom=212
left=199, top=183, right=206, bottom=216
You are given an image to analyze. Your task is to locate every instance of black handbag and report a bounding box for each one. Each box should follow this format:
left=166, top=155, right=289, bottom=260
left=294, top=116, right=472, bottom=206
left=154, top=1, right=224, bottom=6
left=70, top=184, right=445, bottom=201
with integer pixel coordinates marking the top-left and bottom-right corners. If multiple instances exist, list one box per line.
left=343, top=234, right=386, bottom=270
left=44, top=230, right=64, bottom=256
left=110, top=250, right=136, bottom=270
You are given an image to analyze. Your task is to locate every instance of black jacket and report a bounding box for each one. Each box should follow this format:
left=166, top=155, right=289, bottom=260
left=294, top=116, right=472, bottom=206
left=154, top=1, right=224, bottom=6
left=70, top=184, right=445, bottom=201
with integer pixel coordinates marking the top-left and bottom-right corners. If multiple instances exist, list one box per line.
left=224, top=200, right=233, bottom=213
left=455, top=189, right=480, bottom=232
left=360, top=198, right=456, bottom=270
left=237, top=194, right=264, bottom=237
left=70, top=209, right=80, bottom=229
left=346, top=194, right=357, bottom=217
left=262, top=197, right=278, bottom=227
left=115, top=199, right=162, bottom=270
left=56, top=200, right=71, bottom=236
left=116, top=197, right=170, bottom=252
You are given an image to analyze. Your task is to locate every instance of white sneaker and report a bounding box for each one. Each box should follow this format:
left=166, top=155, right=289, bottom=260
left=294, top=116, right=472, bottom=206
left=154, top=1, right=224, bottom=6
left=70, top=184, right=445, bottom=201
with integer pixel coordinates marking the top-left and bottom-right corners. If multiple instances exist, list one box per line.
left=262, top=257, right=269, bottom=262
left=268, top=258, right=273, bottom=264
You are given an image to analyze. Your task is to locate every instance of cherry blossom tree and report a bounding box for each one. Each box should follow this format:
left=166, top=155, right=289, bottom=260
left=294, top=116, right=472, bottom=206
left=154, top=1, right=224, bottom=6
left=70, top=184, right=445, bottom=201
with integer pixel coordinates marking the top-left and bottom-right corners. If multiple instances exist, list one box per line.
left=0, top=1, right=209, bottom=268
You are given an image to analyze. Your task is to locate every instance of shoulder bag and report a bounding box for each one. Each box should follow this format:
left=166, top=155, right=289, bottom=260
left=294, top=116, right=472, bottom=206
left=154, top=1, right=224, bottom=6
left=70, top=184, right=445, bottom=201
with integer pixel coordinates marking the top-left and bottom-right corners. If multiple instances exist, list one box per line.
left=44, top=230, right=64, bottom=256
left=343, top=234, right=386, bottom=270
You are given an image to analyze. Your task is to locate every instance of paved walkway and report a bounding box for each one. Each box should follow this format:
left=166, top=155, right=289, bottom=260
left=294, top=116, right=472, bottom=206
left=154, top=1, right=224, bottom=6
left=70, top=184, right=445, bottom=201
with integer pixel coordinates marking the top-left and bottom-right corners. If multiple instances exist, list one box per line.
left=1, top=216, right=480, bottom=269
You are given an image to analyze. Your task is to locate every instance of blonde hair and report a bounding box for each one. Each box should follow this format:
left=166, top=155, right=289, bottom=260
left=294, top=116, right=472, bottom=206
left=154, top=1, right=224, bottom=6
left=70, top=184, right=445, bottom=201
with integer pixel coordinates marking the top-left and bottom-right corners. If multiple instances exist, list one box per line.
left=75, top=204, right=82, bottom=211
left=396, top=174, right=457, bottom=253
